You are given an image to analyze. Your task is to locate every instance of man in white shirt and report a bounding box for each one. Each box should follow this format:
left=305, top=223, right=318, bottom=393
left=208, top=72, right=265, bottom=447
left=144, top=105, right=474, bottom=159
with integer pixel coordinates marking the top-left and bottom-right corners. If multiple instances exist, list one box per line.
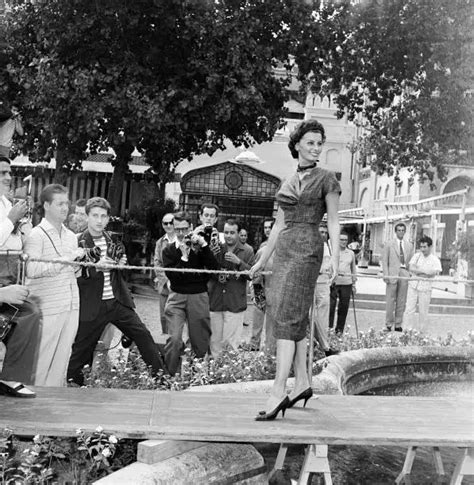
left=329, top=231, right=357, bottom=335
left=153, top=213, right=176, bottom=334
left=0, top=156, right=39, bottom=398
left=404, top=235, right=442, bottom=333
left=24, top=184, right=83, bottom=386
left=312, top=223, right=339, bottom=356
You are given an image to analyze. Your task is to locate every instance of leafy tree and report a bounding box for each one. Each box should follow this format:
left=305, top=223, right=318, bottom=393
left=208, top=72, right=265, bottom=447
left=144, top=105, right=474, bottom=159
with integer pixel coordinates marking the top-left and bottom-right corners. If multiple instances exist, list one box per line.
left=295, top=0, right=473, bottom=183
left=3, top=0, right=317, bottom=213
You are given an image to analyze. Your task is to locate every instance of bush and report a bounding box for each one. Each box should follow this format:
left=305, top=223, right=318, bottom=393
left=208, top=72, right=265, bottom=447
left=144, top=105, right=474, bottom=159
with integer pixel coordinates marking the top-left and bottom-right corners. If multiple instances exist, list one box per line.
left=0, top=427, right=137, bottom=484
left=84, top=328, right=473, bottom=391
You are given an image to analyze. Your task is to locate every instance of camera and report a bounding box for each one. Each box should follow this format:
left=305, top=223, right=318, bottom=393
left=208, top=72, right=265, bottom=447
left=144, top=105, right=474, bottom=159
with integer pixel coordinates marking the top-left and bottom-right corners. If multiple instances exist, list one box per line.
left=83, top=246, right=102, bottom=263
left=107, top=241, right=126, bottom=262
left=184, top=233, right=193, bottom=247
left=197, top=225, right=214, bottom=244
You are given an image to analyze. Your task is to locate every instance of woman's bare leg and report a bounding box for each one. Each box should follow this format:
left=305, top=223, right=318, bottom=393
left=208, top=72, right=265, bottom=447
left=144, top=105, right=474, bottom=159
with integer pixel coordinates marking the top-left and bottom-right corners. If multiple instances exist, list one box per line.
left=289, top=337, right=311, bottom=400
left=259, top=338, right=295, bottom=412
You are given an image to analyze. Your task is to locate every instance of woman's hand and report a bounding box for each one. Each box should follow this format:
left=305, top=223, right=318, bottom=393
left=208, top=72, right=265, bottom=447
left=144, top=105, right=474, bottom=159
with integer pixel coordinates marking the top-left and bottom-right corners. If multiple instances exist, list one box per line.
left=249, top=259, right=265, bottom=279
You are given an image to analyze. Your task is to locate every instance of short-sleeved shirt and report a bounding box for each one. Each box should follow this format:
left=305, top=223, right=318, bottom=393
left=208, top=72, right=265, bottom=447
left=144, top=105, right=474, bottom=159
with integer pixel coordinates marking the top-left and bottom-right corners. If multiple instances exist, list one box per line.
left=408, top=252, right=442, bottom=292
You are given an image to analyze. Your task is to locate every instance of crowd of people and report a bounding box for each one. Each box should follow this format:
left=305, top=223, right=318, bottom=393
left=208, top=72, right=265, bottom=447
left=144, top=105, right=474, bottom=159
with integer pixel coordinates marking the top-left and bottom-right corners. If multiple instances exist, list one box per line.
left=0, top=120, right=443, bottom=410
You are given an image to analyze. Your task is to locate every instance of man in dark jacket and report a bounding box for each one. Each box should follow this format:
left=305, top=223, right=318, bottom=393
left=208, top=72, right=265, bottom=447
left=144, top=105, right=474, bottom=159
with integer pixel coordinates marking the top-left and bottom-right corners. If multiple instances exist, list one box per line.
left=208, top=218, right=254, bottom=355
left=162, top=211, right=218, bottom=375
left=66, top=197, right=164, bottom=385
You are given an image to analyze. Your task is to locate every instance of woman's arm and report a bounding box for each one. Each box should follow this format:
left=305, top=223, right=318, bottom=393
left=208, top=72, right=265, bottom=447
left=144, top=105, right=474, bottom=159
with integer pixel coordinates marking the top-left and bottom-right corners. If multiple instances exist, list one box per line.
left=252, top=208, right=285, bottom=271
left=326, top=191, right=340, bottom=283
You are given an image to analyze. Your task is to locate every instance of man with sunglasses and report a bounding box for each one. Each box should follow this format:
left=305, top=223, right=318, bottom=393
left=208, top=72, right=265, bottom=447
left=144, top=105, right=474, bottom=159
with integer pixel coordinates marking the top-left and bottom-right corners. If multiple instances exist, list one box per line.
left=153, top=213, right=176, bottom=334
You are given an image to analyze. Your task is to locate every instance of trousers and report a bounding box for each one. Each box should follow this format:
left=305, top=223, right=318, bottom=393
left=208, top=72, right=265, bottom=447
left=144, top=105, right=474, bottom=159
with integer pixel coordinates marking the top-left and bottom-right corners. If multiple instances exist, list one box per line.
left=164, top=291, right=211, bottom=375
left=329, top=284, right=352, bottom=334
left=312, top=279, right=330, bottom=350
left=35, top=309, right=79, bottom=387
left=0, top=299, right=41, bottom=384
left=385, top=268, right=410, bottom=327
left=159, top=286, right=170, bottom=334
left=210, top=310, right=245, bottom=355
left=67, top=299, right=163, bottom=386
left=404, top=287, right=432, bottom=333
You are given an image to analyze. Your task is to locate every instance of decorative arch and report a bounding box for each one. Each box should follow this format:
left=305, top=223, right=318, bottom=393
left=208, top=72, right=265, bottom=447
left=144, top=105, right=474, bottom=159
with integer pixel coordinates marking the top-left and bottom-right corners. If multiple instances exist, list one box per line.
left=359, top=187, right=369, bottom=207
left=443, top=175, right=474, bottom=204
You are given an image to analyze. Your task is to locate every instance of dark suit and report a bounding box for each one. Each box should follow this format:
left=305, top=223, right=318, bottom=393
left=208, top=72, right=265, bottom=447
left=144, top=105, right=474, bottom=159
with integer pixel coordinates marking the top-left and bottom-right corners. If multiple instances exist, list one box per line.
left=67, top=230, right=164, bottom=385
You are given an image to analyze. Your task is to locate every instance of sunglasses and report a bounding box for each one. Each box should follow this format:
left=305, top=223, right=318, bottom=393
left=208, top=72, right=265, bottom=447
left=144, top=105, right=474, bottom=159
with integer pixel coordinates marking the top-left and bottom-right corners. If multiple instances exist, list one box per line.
left=163, top=221, right=174, bottom=225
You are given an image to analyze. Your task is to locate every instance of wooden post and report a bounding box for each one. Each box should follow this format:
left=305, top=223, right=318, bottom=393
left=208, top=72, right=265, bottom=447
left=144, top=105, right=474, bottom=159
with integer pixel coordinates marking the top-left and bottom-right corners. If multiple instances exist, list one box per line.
left=396, top=446, right=445, bottom=484
left=298, top=444, right=332, bottom=485
left=268, top=443, right=289, bottom=480
left=450, top=447, right=474, bottom=485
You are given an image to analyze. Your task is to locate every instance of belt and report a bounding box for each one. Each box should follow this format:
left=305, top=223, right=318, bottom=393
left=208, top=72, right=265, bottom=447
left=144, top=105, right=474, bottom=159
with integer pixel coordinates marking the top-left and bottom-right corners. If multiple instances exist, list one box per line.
left=400, top=265, right=406, bottom=269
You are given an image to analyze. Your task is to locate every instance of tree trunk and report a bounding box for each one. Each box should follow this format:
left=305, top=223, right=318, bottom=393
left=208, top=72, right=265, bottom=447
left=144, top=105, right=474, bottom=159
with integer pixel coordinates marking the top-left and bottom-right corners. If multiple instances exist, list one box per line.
left=108, top=141, right=133, bottom=216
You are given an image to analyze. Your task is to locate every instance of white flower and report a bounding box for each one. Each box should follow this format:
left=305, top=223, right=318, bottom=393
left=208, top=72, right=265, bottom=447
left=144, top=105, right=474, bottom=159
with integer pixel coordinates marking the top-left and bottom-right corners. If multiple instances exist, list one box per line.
left=95, top=426, right=104, bottom=433
left=109, top=435, right=118, bottom=444
left=102, top=447, right=112, bottom=458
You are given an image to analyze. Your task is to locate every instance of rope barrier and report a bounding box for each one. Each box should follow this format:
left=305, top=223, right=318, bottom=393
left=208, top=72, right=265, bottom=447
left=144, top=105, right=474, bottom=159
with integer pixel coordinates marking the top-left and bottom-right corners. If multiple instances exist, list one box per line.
left=20, top=254, right=474, bottom=285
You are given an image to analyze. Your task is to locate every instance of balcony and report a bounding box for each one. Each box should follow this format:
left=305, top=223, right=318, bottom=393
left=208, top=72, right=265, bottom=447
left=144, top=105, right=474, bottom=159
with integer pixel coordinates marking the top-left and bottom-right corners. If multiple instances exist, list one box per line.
left=394, top=194, right=413, bottom=203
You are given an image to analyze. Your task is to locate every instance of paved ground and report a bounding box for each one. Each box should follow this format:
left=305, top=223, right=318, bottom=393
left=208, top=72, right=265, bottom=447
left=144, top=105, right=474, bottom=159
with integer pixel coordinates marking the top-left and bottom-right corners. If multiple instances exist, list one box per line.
left=133, top=279, right=474, bottom=345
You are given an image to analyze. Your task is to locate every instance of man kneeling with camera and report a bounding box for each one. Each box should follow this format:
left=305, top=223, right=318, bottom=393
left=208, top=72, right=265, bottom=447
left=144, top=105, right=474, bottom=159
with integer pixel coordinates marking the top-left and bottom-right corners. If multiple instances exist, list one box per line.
left=162, top=211, right=219, bottom=375
left=66, top=197, right=165, bottom=385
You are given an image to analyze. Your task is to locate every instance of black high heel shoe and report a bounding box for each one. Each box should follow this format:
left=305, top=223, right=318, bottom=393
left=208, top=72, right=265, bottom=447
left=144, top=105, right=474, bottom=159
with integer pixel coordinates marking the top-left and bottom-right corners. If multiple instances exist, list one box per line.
left=287, top=387, right=313, bottom=409
left=255, top=396, right=290, bottom=421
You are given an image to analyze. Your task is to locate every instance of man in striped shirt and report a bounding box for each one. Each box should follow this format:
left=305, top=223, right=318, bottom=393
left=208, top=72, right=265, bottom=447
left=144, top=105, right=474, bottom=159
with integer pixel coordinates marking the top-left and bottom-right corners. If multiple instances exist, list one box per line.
left=67, top=197, right=164, bottom=385
left=25, top=184, right=84, bottom=386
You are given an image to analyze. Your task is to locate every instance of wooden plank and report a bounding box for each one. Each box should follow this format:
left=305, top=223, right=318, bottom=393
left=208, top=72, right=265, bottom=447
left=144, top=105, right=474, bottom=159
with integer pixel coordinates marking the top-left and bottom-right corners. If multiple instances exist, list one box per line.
left=0, top=388, right=472, bottom=447
left=137, top=440, right=206, bottom=465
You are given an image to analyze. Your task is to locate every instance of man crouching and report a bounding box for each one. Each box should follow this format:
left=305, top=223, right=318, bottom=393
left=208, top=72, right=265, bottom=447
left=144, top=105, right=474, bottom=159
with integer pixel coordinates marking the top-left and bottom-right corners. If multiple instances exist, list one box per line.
left=67, top=197, right=164, bottom=385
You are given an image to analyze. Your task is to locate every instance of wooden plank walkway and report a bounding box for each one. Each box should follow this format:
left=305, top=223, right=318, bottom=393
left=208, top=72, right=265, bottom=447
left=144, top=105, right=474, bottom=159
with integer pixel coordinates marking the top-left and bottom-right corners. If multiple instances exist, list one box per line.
left=0, top=387, right=473, bottom=447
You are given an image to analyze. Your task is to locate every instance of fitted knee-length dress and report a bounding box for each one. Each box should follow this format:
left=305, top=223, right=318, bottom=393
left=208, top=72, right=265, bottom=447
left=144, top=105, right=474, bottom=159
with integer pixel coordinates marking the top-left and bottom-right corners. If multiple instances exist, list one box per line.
left=269, top=167, right=340, bottom=341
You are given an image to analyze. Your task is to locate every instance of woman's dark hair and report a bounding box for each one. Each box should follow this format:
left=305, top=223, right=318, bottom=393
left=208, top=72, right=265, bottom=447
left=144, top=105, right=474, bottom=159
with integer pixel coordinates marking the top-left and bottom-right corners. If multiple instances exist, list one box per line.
left=39, top=184, right=68, bottom=206
left=288, top=119, right=326, bottom=159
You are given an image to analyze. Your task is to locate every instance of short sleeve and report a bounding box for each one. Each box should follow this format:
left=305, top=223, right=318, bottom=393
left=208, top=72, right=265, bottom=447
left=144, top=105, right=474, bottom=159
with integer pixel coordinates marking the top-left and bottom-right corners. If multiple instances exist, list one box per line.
left=323, top=171, right=341, bottom=197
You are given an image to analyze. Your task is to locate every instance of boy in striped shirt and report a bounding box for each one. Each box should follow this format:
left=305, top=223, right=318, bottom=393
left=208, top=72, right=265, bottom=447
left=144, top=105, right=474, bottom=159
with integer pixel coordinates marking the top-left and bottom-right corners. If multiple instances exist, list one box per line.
left=67, top=197, right=164, bottom=385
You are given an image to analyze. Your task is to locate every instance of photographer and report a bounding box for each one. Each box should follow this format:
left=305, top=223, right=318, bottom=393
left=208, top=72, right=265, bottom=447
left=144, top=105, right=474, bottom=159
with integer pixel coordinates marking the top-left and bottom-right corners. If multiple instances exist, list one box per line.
left=0, top=104, right=24, bottom=157
left=208, top=218, right=254, bottom=355
left=66, top=197, right=165, bottom=386
left=0, top=155, right=39, bottom=398
left=162, top=211, right=219, bottom=375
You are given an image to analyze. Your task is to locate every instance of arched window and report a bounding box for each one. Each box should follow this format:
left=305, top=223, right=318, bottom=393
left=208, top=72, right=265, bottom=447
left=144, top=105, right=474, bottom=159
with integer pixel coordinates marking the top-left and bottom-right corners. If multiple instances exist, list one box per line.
left=377, top=186, right=382, bottom=200
left=359, top=188, right=368, bottom=207
left=384, top=185, right=389, bottom=199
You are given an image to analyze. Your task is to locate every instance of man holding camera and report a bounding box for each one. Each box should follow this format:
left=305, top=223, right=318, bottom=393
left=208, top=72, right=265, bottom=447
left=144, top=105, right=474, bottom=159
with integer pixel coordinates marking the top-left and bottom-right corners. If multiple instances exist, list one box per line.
left=162, top=211, right=219, bottom=375
left=66, top=197, right=165, bottom=386
left=0, top=155, right=39, bottom=397
left=208, top=218, right=254, bottom=355
left=0, top=104, right=24, bottom=157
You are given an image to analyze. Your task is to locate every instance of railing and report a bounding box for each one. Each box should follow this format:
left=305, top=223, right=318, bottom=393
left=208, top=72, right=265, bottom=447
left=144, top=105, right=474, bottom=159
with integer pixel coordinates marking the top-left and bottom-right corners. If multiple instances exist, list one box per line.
left=394, top=194, right=413, bottom=203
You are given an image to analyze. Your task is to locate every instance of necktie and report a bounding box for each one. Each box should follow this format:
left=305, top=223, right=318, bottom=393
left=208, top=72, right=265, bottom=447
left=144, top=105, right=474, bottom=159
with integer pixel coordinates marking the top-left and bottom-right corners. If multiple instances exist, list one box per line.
left=400, top=241, right=405, bottom=265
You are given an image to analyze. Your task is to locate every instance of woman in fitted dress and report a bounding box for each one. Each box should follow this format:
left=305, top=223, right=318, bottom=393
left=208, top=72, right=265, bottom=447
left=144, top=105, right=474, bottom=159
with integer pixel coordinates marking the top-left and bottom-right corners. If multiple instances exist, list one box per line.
left=250, top=119, right=340, bottom=420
